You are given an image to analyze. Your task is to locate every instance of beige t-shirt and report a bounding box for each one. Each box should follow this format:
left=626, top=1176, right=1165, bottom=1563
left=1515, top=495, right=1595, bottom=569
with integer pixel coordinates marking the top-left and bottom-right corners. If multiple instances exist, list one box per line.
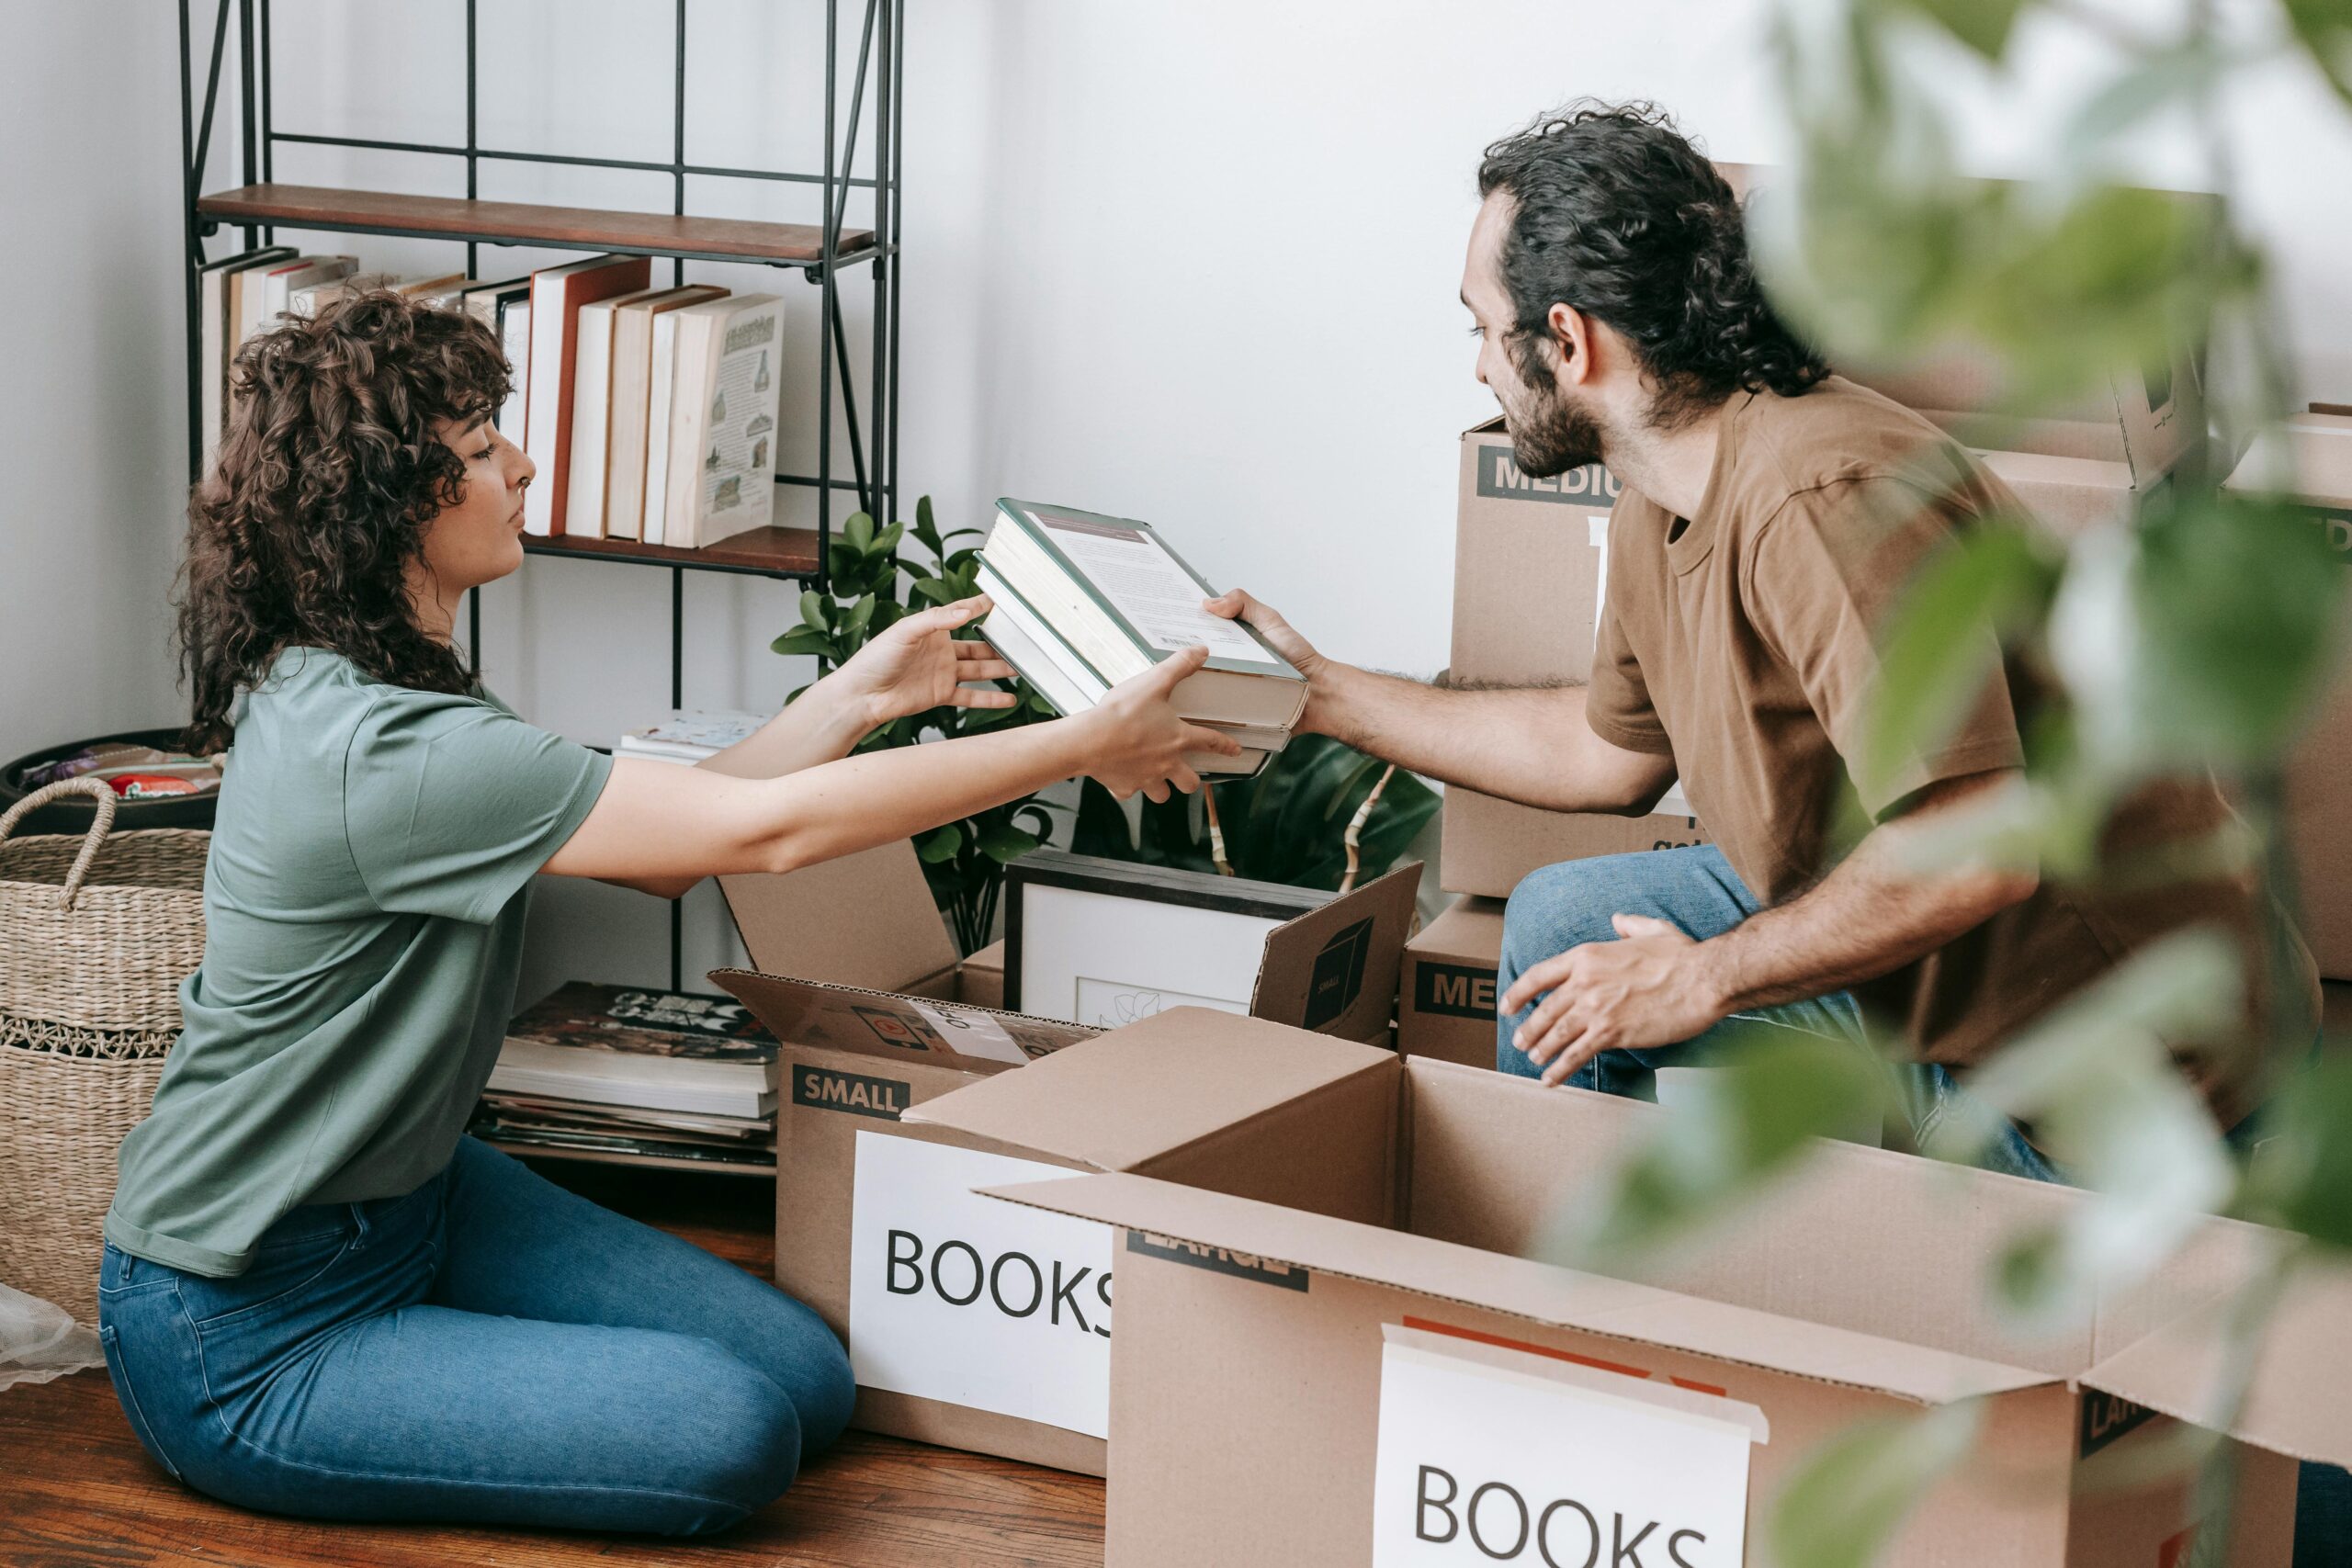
left=1586, top=377, right=2308, bottom=1121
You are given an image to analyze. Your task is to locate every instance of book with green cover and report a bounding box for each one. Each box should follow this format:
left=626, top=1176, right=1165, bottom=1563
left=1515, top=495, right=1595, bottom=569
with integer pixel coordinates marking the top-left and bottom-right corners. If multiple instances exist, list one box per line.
left=980, top=499, right=1309, bottom=730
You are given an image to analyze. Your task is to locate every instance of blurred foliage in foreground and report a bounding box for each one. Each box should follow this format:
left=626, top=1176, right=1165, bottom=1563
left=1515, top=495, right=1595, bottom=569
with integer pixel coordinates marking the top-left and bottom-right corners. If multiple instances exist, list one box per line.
left=1541, top=4, right=2352, bottom=1561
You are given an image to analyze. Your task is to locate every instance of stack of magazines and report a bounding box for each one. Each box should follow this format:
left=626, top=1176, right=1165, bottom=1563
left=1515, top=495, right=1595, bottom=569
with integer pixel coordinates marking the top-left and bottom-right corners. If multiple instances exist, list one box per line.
left=469, top=984, right=780, bottom=1170
left=615, top=709, right=765, bottom=766
left=974, top=498, right=1308, bottom=777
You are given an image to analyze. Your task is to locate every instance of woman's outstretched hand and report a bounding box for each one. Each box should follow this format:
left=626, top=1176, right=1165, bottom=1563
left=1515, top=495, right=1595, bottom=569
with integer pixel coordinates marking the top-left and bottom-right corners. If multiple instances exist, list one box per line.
left=1079, top=645, right=1244, bottom=803
left=831, top=596, right=1020, bottom=729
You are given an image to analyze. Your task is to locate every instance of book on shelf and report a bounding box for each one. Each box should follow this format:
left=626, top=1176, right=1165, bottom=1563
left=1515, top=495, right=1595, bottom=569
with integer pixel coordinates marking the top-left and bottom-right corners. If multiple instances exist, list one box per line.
left=660, top=292, right=784, bottom=548
left=241, top=254, right=356, bottom=343
left=564, top=285, right=671, bottom=541
left=198, top=246, right=293, bottom=472
left=485, top=982, right=780, bottom=1120
left=466, top=1113, right=776, bottom=1169
left=616, top=708, right=766, bottom=764
left=975, top=499, right=1307, bottom=775
left=606, top=285, right=728, bottom=540
left=524, top=254, right=652, bottom=536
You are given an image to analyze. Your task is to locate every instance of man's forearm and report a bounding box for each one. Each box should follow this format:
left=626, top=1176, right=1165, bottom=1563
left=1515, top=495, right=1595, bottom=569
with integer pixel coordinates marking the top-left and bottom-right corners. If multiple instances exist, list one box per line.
left=1311, top=662, right=1671, bottom=814
left=1694, top=792, right=2038, bottom=1014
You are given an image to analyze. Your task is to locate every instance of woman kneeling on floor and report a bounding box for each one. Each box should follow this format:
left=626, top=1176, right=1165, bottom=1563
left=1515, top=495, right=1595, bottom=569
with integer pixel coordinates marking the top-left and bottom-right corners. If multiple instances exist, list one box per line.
left=95, top=289, right=1231, bottom=1535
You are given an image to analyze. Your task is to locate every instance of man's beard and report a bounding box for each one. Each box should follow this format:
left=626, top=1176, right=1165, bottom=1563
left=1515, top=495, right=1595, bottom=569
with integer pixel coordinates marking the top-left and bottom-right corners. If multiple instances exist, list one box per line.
left=1501, top=373, right=1607, bottom=479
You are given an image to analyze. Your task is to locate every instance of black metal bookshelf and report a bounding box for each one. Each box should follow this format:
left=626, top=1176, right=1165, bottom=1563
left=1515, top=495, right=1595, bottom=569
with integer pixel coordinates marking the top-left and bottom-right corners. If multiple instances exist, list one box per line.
left=175, top=0, right=903, bottom=1003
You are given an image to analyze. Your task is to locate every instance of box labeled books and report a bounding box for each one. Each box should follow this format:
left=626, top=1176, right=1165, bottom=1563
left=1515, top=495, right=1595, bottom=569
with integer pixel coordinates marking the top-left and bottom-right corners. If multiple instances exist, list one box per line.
left=707, top=822, right=1419, bottom=1474
left=983, top=1062, right=2341, bottom=1568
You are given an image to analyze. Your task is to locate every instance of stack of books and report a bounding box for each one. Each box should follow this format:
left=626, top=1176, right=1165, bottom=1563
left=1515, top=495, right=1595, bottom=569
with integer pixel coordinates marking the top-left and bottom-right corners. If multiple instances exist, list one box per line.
left=616, top=709, right=765, bottom=766
left=194, top=250, right=786, bottom=553
left=469, top=984, right=780, bottom=1170
left=975, top=499, right=1308, bottom=776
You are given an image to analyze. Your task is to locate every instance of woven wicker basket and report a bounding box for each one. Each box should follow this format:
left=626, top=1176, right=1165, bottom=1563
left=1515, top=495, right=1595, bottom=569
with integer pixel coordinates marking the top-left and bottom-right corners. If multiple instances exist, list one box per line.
left=0, top=777, right=208, bottom=1323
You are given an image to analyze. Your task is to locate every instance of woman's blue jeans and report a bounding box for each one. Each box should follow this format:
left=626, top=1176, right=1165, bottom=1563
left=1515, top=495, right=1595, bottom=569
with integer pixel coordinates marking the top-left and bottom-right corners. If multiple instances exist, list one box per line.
left=96, top=1134, right=854, bottom=1535
left=1494, top=841, right=2346, bottom=1566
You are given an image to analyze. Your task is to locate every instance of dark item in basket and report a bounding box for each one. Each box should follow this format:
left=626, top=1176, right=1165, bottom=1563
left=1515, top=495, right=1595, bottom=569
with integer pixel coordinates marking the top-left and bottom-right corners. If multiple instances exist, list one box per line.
left=2, top=729, right=220, bottom=835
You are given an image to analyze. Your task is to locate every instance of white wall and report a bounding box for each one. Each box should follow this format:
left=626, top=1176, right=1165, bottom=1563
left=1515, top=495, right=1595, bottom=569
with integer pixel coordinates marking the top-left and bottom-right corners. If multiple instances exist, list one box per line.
left=9, top=1, right=2348, bottom=992
left=0, top=7, right=189, bottom=764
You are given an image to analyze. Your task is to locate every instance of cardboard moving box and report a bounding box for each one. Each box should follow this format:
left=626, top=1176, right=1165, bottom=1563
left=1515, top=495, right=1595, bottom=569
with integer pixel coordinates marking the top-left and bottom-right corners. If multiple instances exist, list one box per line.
left=1396, top=895, right=1505, bottom=1070
left=709, top=840, right=1420, bottom=1472
left=986, top=1060, right=2342, bottom=1567
left=2230, top=411, right=2352, bottom=978
left=1443, top=422, right=1713, bottom=897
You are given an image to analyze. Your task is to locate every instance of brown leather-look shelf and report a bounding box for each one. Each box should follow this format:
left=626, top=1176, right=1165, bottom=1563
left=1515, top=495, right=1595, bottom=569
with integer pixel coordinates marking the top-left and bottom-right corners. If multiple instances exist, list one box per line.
left=196, top=184, right=876, bottom=268
left=522, top=525, right=822, bottom=581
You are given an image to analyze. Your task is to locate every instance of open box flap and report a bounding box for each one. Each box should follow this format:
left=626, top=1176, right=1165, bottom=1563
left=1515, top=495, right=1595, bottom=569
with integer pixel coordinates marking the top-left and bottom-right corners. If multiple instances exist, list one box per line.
left=716, top=837, right=958, bottom=995
left=1250, top=862, right=1421, bottom=1043
left=709, top=966, right=1096, bottom=1070
left=983, top=1171, right=2059, bottom=1407
left=2080, top=1258, right=2352, bottom=1469
left=2224, top=413, right=2352, bottom=507
left=906, top=1008, right=1396, bottom=1173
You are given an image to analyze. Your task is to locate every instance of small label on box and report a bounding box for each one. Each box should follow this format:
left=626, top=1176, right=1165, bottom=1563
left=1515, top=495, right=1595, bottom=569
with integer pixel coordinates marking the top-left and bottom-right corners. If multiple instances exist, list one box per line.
left=1415, top=960, right=1498, bottom=1021
left=792, top=1065, right=910, bottom=1121
left=1126, top=1229, right=1310, bottom=1292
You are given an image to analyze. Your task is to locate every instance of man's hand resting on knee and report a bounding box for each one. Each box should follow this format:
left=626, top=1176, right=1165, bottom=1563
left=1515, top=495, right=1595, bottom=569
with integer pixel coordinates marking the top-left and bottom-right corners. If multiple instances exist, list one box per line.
left=1500, top=914, right=1729, bottom=1086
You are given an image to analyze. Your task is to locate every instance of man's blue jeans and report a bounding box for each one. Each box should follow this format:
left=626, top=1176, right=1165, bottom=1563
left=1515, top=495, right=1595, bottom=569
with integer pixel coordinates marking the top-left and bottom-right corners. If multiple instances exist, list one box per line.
left=1494, top=841, right=2346, bottom=1565
left=96, top=1134, right=854, bottom=1535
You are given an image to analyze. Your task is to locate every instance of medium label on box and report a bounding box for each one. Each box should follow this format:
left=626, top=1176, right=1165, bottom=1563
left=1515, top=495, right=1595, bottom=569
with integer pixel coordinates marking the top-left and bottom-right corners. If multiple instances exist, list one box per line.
left=1414, top=961, right=1498, bottom=1021
left=1475, top=449, right=1621, bottom=508
left=848, top=1132, right=1114, bottom=1438
left=1371, top=1324, right=1763, bottom=1567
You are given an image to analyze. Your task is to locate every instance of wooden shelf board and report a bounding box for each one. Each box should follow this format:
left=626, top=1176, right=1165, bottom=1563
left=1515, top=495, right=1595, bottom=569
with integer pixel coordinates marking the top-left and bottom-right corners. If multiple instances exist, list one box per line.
left=521, top=524, right=821, bottom=579
left=197, top=183, right=875, bottom=266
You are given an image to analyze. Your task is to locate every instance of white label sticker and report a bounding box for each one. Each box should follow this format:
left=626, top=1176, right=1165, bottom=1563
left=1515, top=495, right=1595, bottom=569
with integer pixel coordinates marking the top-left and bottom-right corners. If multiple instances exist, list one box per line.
left=905, top=998, right=1029, bottom=1065
left=1372, top=1325, right=1762, bottom=1568
left=848, top=1133, right=1114, bottom=1437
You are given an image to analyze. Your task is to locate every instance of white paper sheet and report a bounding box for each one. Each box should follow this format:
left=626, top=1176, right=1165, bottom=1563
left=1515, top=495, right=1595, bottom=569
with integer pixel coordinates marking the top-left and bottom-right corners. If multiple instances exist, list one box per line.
left=1016, top=882, right=1282, bottom=1025
left=1030, top=512, right=1266, bottom=661
left=1371, top=1323, right=1762, bottom=1567
left=848, top=1134, right=1114, bottom=1437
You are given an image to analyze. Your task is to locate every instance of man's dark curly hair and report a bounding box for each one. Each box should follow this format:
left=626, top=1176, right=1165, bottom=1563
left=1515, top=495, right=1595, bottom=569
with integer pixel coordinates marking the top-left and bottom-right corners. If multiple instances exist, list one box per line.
left=1476, top=100, right=1826, bottom=426
left=177, top=290, right=512, bottom=752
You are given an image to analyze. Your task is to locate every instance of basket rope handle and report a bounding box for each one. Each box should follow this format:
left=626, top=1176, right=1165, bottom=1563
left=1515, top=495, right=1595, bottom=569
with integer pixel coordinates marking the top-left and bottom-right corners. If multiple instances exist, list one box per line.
left=0, top=777, right=120, bottom=911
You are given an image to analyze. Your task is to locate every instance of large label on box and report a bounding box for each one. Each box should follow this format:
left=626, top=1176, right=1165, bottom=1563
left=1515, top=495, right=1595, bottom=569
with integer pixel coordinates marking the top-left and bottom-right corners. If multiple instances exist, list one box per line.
left=848, top=1132, right=1114, bottom=1438
left=1371, top=1323, right=1764, bottom=1567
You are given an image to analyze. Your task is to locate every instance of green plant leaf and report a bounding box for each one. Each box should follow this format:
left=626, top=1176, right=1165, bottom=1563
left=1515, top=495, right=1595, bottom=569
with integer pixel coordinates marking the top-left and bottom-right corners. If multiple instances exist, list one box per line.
left=872, top=520, right=905, bottom=558
left=1860, top=519, right=2056, bottom=806
left=914, top=824, right=962, bottom=864
left=2285, top=0, right=2352, bottom=107
left=1552, top=1027, right=1895, bottom=1269
left=843, top=511, right=876, bottom=553
left=1926, top=929, right=2242, bottom=1324
left=2238, top=1055, right=2352, bottom=1253
left=910, top=578, right=959, bottom=606
left=2051, top=492, right=2346, bottom=777
left=1770, top=1401, right=1985, bottom=1568
left=977, top=818, right=1041, bottom=864
left=2063, top=42, right=2235, bottom=161
left=1072, top=779, right=1139, bottom=859
left=799, top=589, right=831, bottom=631
left=1879, top=0, right=2026, bottom=60
left=769, top=626, right=835, bottom=659
left=842, top=595, right=876, bottom=640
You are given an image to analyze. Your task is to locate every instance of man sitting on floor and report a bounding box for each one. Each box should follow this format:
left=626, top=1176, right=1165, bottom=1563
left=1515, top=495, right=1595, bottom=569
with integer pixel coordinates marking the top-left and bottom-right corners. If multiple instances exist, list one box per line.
left=1207, top=100, right=2314, bottom=1173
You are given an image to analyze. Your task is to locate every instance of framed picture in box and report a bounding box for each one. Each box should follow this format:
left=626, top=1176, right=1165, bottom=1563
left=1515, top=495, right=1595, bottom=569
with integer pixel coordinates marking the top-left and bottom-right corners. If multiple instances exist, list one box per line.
left=1004, top=850, right=1336, bottom=1028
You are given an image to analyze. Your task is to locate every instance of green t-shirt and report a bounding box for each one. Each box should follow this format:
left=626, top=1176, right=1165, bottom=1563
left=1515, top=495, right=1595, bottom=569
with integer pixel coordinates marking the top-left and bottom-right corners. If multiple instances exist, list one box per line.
left=104, top=648, right=612, bottom=1277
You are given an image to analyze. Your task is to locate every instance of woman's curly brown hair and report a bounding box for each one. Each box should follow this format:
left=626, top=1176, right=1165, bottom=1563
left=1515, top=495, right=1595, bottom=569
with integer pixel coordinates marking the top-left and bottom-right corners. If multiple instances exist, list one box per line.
left=177, top=289, right=512, bottom=752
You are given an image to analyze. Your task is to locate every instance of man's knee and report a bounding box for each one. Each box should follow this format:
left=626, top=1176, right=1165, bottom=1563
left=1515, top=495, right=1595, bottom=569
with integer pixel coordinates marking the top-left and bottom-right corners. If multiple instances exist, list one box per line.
left=1500, top=857, right=1624, bottom=978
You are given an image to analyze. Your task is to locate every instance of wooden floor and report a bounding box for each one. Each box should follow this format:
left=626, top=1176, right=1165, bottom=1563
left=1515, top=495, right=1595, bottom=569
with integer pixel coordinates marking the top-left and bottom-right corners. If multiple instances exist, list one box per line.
left=0, top=1160, right=1106, bottom=1567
